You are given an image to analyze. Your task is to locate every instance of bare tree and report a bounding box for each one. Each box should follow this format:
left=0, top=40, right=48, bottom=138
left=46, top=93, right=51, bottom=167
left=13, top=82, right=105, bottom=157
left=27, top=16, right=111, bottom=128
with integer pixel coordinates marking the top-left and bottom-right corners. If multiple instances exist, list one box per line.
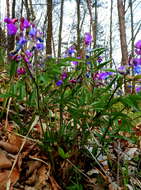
left=46, top=0, right=53, bottom=56
left=109, top=0, right=113, bottom=67
left=76, top=0, right=81, bottom=56
left=6, top=0, right=10, bottom=18
left=86, top=0, right=97, bottom=49
left=117, top=0, right=128, bottom=93
left=29, top=0, right=36, bottom=21
left=117, top=0, right=128, bottom=66
left=6, top=0, right=16, bottom=53
left=129, top=0, right=135, bottom=93
left=24, top=0, right=31, bottom=20
left=57, top=0, right=64, bottom=58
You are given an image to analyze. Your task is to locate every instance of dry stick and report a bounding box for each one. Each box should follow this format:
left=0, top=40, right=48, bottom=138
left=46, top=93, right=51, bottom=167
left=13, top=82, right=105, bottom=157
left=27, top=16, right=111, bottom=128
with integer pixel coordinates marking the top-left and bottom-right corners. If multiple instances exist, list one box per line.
left=7, top=115, right=39, bottom=180
left=29, top=155, right=49, bottom=166
left=117, top=141, right=120, bottom=185
left=86, top=147, right=110, bottom=178
left=11, top=131, right=41, bottom=143
left=66, top=159, right=94, bottom=184
left=5, top=97, right=12, bottom=129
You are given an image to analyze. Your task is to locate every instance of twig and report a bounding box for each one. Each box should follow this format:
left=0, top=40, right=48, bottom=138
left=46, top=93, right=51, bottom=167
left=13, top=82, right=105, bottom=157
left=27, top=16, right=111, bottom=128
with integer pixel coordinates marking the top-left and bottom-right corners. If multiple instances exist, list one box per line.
left=86, top=147, right=109, bottom=178
left=29, top=155, right=49, bottom=166
left=117, top=141, right=120, bottom=185
left=10, top=131, right=41, bottom=144
left=8, top=115, right=39, bottom=180
left=5, top=97, right=12, bottom=130
left=66, top=158, right=94, bottom=183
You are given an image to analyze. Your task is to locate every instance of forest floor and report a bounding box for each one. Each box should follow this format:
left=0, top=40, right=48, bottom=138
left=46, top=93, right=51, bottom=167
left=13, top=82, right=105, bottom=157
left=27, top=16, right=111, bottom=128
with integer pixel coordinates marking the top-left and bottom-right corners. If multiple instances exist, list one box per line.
left=0, top=119, right=141, bottom=190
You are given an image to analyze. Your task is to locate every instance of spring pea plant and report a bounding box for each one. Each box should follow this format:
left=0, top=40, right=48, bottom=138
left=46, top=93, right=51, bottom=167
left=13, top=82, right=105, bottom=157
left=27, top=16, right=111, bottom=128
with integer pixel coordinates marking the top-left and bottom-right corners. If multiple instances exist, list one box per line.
left=2, top=18, right=141, bottom=161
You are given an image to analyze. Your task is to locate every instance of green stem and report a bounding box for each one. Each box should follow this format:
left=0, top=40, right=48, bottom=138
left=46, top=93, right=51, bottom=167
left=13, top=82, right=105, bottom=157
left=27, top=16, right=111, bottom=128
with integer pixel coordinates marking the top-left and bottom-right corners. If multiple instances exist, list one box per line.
left=23, top=61, right=45, bottom=136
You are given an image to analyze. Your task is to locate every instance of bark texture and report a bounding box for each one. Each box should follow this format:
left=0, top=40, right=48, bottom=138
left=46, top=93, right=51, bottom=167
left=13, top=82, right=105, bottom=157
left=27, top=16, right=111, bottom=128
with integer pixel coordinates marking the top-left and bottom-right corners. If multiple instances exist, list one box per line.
left=110, top=0, right=113, bottom=67
left=57, top=0, right=64, bottom=58
left=117, top=0, right=128, bottom=66
left=46, top=0, right=53, bottom=56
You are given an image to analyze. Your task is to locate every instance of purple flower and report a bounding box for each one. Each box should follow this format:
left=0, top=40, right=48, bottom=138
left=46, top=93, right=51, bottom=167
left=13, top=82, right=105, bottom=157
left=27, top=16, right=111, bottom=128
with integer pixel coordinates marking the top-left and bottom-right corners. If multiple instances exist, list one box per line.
left=117, top=66, right=127, bottom=75
left=84, top=33, right=92, bottom=45
left=22, top=55, right=30, bottom=63
left=61, top=72, right=67, bottom=80
left=7, top=23, right=18, bottom=35
left=135, top=49, right=141, bottom=55
left=134, top=65, right=141, bottom=74
left=4, top=17, right=11, bottom=24
left=29, top=27, right=37, bottom=37
left=37, top=37, right=44, bottom=43
left=68, top=46, right=75, bottom=55
left=135, top=86, right=141, bottom=93
left=15, top=55, right=22, bottom=61
left=86, top=61, right=91, bottom=64
left=56, top=80, right=63, bottom=86
left=25, top=50, right=33, bottom=58
left=86, top=72, right=91, bottom=78
left=69, top=79, right=77, bottom=84
left=135, top=40, right=141, bottom=55
left=97, top=56, right=103, bottom=63
left=133, top=58, right=141, bottom=66
left=20, top=18, right=30, bottom=30
left=72, top=61, right=78, bottom=65
left=17, top=67, right=26, bottom=75
left=135, top=40, right=141, bottom=49
left=18, top=36, right=27, bottom=46
left=97, top=72, right=113, bottom=80
left=92, top=72, right=99, bottom=80
left=36, top=43, right=44, bottom=50
left=4, top=17, right=18, bottom=24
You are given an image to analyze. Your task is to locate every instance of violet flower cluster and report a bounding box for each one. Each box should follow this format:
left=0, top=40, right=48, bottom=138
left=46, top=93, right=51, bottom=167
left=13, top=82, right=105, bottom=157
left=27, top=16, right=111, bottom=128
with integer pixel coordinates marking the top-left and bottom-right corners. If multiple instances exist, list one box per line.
left=4, top=17, right=44, bottom=75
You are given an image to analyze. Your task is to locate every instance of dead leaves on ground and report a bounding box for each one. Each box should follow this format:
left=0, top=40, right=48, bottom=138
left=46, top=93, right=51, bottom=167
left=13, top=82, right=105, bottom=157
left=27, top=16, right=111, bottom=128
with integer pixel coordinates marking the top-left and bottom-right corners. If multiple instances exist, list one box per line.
left=0, top=131, right=61, bottom=190
left=0, top=120, right=140, bottom=190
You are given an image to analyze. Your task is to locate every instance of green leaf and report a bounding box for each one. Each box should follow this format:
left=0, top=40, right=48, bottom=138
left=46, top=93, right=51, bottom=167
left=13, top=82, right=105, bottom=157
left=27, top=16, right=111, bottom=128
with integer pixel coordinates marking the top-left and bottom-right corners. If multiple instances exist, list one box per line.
left=9, top=60, right=18, bottom=79
left=96, top=59, right=112, bottom=70
left=58, top=147, right=70, bottom=159
left=0, top=93, right=15, bottom=98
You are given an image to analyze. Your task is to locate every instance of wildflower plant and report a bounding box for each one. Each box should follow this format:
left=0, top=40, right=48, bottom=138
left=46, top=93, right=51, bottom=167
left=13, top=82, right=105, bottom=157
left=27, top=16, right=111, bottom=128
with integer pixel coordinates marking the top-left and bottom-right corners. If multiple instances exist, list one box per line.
left=1, top=18, right=141, bottom=188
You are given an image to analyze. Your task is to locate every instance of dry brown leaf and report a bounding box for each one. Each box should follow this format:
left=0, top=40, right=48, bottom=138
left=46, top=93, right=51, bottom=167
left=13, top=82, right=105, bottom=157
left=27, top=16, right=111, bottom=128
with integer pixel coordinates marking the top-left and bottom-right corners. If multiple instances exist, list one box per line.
left=26, top=169, right=37, bottom=185
left=87, top=184, right=105, bottom=190
left=26, top=161, right=42, bottom=176
left=49, top=176, right=62, bottom=190
left=8, top=133, right=23, bottom=149
left=0, top=141, right=19, bottom=153
left=0, top=150, right=12, bottom=169
left=35, top=165, right=50, bottom=189
left=109, top=182, right=122, bottom=190
left=0, top=170, right=10, bottom=190
left=0, top=168, right=20, bottom=190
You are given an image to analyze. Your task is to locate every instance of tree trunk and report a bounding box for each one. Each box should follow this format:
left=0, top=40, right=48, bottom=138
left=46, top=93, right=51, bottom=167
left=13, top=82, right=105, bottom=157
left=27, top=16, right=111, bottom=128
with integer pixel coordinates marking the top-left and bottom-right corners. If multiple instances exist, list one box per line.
left=117, top=0, right=128, bottom=93
left=24, top=0, right=31, bottom=20
left=57, top=0, right=64, bottom=58
left=129, top=0, right=134, bottom=57
left=129, top=0, right=135, bottom=93
left=86, top=0, right=97, bottom=49
left=6, top=0, right=16, bottom=53
left=93, top=0, right=97, bottom=49
left=6, top=0, right=10, bottom=18
left=117, top=0, right=128, bottom=66
left=46, top=0, right=53, bottom=56
left=21, top=0, right=24, bottom=17
left=29, top=0, right=35, bottom=21
left=76, top=0, right=81, bottom=56
left=109, top=0, right=113, bottom=67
